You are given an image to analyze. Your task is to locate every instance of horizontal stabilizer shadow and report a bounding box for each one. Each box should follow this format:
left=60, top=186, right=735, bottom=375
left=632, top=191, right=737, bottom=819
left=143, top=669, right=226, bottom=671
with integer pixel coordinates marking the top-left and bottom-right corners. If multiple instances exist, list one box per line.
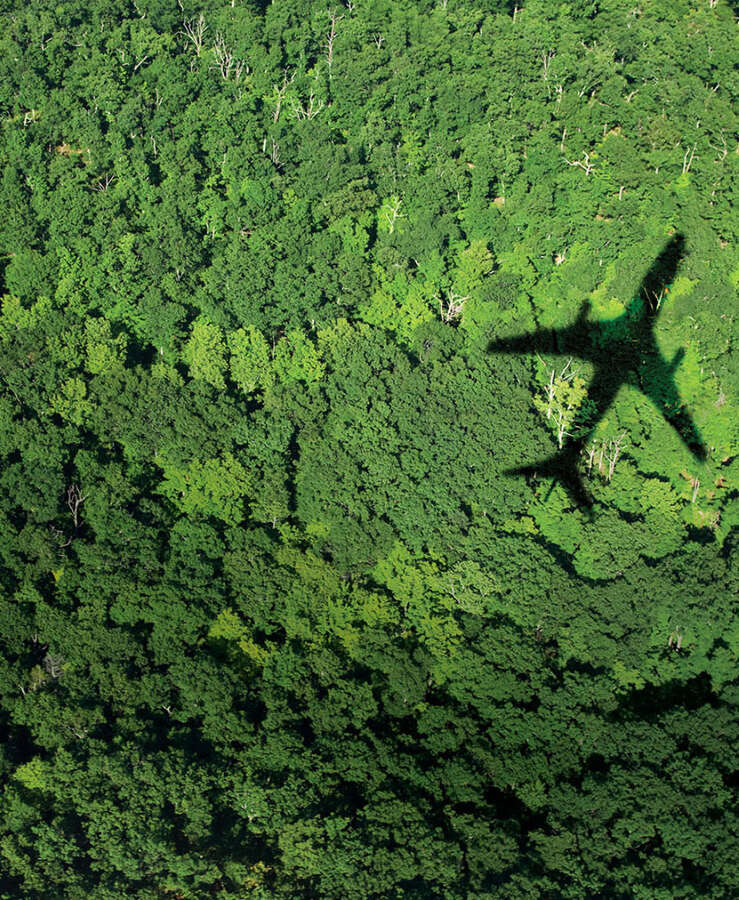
left=504, top=441, right=593, bottom=509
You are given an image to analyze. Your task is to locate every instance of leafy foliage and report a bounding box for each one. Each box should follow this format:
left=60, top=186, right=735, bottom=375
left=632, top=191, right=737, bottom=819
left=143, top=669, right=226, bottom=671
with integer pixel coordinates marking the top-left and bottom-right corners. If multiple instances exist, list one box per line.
left=0, top=0, right=737, bottom=898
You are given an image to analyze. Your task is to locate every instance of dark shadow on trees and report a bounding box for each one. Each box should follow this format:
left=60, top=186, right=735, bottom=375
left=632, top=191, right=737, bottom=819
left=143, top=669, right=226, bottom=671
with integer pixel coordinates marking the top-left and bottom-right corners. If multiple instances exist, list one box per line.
left=610, top=673, right=718, bottom=722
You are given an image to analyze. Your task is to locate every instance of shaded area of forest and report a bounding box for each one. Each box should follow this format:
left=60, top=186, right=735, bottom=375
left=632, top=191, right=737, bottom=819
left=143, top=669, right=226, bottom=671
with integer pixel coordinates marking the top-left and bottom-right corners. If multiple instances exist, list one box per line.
left=0, top=0, right=737, bottom=897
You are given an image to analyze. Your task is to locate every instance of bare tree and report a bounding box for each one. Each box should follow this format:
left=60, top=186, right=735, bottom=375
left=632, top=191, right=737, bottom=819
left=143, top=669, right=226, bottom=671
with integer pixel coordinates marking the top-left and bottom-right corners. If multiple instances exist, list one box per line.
left=43, top=653, right=64, bottom=679
left=67, top=720, right=89, bottom=740
left=541, top=50, right=557, bottom=82
left=709, top=133, right=727, bottom=164
left=439, top=290, right=468, bottom=323
left=586, top=433, right=627, bottom=481
left=67, top=484, right=88, bottom=529
left=92, top=174, right=115, bottom=192
left=645, top=284, right=668, bottom=312
left=290, top=91, right=324, bottom=120
left=180, top=13, right=207, bottom=57
left=272, top=69, right=295, bottom=123
left=261, top=136, right=282, bottom=170
left=566, top=151, right=594, bottom=176
left=684, top=472, right=701, bottom=503
left=682, top=143, right=697, bottom=174
left=538, top=357, right=575, bottom=421
left=381, top=196, right=405, bottom=233
left=692, top=477, right=700, bottom=503
left=552, top=402, right=572, bottom=449
left=668, top=627, right=683, bottom=650
left=534, top=358, right=588, bottom=449
left=212, top=33, right=247, bottom=81
left=325, top=10, right=344, bottom=71
left=603, top=433, right=627, bottom=481
left=585, top=443, right=598, bottom=475
left=50, top=484, right=89, bottom=549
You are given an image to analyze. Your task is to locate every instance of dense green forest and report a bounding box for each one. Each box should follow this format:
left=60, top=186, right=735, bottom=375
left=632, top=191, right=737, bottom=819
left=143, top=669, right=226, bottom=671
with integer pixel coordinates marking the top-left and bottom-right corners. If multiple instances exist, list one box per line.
left=0, top=0, right=737, bottom=896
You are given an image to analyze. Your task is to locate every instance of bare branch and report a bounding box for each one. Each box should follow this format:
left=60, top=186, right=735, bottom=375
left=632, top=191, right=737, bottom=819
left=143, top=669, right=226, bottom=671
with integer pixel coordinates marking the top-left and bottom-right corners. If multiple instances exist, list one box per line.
left=586, top=433, right=627, bottom=481
left=211, top=32, right=248, bottom=81
left=290, top=91, right=324, bottom=120
left=541, top=49, right=555, bottom=81
left=605, top=433, right=627, bottom=481
left=566, top=152, right=594, bottom=176
left=682, top=143, right=697, bottom=174
left=91, top=174, right=115, bottom=192
left=381, top=196, right=405, bottom=233
left=709, top=134, right=727, bottom=164
left=66, top=484, right=88, bottom=530
left=43, top=653, right=64, bottom=679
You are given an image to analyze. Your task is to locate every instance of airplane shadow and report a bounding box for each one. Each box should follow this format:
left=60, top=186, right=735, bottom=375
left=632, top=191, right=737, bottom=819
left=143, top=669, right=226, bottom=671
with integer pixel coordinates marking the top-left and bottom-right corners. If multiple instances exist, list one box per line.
left=488, top=233, right=707, bottom=508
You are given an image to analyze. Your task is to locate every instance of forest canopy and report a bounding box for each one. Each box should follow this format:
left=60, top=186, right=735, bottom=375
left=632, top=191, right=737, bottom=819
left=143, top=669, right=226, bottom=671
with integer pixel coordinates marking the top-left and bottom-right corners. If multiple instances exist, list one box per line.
left=0, top=0, right=737, bottom=897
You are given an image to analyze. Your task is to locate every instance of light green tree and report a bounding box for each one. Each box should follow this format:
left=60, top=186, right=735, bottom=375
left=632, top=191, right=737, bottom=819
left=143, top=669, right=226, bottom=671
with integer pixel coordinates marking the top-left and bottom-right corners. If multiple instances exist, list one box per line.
left=182, top=318, right=227, bottom=389
left=158, top=453, right=250, bottom=525
left=228, top=326, right=274, bottom=394
left=273, top=330, right=324, bottom=384
left=534, top=359, right=588, bottom=448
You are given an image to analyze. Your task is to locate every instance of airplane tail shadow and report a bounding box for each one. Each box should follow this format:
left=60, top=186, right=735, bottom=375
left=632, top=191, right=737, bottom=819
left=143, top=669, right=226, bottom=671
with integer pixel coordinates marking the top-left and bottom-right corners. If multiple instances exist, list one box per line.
left=637, top=232, right=686, bottom=313
left=504, top=442, right=594, bottom=509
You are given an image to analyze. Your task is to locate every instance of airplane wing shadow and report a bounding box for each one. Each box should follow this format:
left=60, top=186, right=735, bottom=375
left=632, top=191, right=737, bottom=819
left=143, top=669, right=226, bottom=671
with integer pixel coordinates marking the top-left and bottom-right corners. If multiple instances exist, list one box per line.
left=641, top=347, right=708, bottom=462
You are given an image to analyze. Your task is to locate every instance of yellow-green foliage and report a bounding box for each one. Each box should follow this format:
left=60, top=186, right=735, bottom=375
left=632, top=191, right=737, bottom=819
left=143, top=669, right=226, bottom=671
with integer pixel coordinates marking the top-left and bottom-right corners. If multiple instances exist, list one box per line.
left=183, top=319, right=227, bottom=389
left=84, top=317, right=126, bottom=375
left=228, top=326, right=274, bottom=394
left=209, top=608, right=271, bottom=667
left=50, top=376, right=90, bottom=426
left=158, top=453, right=250, bottom=524
left=452, top=239, right=493, bottom=297
left=360, top=268, right=436, bottom=346
left=13, top=758, right=48, bottom=792
left=273, top=330, right=324, bottom=384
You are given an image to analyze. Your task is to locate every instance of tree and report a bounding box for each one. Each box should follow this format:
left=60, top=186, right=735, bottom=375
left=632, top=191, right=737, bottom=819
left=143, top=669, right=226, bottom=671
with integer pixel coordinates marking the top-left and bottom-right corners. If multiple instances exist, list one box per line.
left=182, top=318, right=227, bottom=389
left=228, top=326, right=274, bottom=394
left=534, top=358, right=589, bottom=448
